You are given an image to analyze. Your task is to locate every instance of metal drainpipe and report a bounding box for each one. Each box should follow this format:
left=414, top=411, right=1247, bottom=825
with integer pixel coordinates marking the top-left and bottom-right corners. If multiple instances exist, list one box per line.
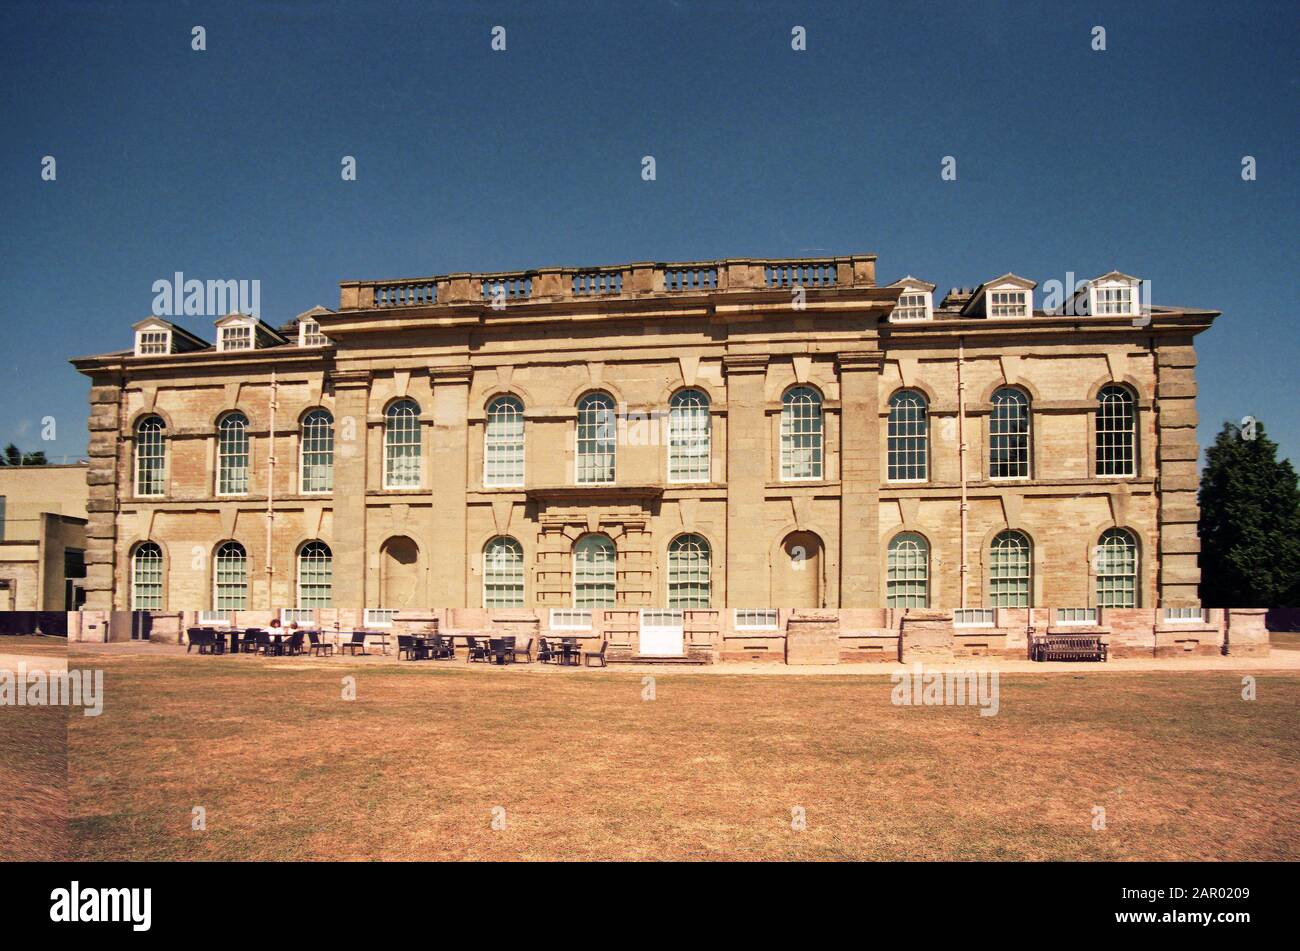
left=957, top=338, right=968, bottom=609
left=266, top=370, right=277, bottom=608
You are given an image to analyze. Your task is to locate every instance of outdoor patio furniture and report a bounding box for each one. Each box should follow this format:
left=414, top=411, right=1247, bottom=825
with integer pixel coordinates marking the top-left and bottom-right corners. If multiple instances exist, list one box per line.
left=308, top=631, right=334, bottom=657
left=241, top=628, right=264, bottom=653
left=465, top=636, right=490, bottom=663
left=1032, top=634, right=1108, bottom=662
left=340, top=631, right=369, bottom=656
left=286, top=631, right=305, bottom=656
left=397, top=635, right=424, bottom=661
left=429, top=635, right=454, bottom=659
left=558, top=637, right=581, bottom=666
left=511, top=637, right=534, bottom=663
left=584, top=641, right=608, bottom=667
left=537, top=637, right=557, bottom=663
left=186, top=628, right=213, bottom=654
left=487, top=638, right=512, bottom=665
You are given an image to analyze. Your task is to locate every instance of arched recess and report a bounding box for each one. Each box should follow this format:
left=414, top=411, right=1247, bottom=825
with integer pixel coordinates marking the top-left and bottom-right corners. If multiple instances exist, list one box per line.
left=771, top=530, right=824, bottom=608
left=379, top=535, right=422, bottom=607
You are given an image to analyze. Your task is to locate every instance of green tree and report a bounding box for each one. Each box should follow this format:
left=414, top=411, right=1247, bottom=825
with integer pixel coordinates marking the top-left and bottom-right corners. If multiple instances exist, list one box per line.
left=0, top=443, right=47, bottom=466
left=1198, top=420, right=1300, bottom=606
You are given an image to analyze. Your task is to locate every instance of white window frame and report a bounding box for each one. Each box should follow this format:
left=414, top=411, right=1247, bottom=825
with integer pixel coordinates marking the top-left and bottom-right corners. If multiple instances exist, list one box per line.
left=219, top=323, right=253, bottom=352
left=573, top=534, right=617, bottom=608
left=216, top=412, right=251, bottom=496
left=988, top=288, right=1031, bottom=319
left=298, top=319, right=327, bottom=347
left=1089, top=280, right=1139, bottom=317
left=668, top=389, right=711, bottom=483
left=383, top=399, right=422, bottom=489
left=1163, top=608, right=1207, bottom=623
left=296, top=540, right=333, bottom=608
left=666, top=534, right=711, bottom=609
left=130, top=542, right=164, bottom=610
left=483, top=536, right=525, bottom=609
left=363, top=608, right=396, bottom=628
left=135, top=328, right=171, bottom=356
left=213, top=541, right=248, bottom=611
left=1056, top=608, right=1098, bottom=625
left=134, top=416, right=166, bottom=497
left=484, top=396, right=526, bottom=488
left=280, top=608, right=318, bottom=626
left=299, top=409, right=334, bottom=494
left=198, top=610, right=233, bottom=625
left=953, top=608, right=995, bottom=627
left=734, top=609, right=779, bottom=631
left=780, top=386, right=824, bottom=481
left=887, top=390, right=929, bottom=483
left=575, top=392, right=617, bottom=485
left=988, top=387, right=1031, bottom=481
left=892, top=290, right=933, bottom=322
left=549, top=609, right=593, bottom=631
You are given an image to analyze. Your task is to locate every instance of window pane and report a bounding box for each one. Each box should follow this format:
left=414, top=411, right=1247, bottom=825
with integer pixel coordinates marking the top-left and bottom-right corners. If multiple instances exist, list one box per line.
left=780, top=387, right=823, bottom=480
left=669, top=389, right=711, bottom=482
left=576, top=394, right=616, bottom=484
left=1096, top=528, right=1138, bottom=607
left=888, top=391, right=928, bottom=481
left=1095, top=386, right=1136, bottom=476
left=300, top=410, right=334, bottom=493
left=217, top=413, right=249, bottom=494
left=887, top=533, right=929, bottom=608
left=988, top=530, right=1031, bottom=607
left=573, top=535, right=616, bottom=607
left=297, top=541, right=332, bottom=607
left=989, top=388, right=1030, bottom=479
left=384, top=399, right=421, bottom=487
left=131, top=542, right=163, bottom=610
left=135, top=416, right=166, bottom=496
left=485, top=397, right=525, bottom=486
left=214, top=541, right=248, bottom=610
left=483, top=536, right=525, bottom=607
left=667, top=534, right=711, bottom=608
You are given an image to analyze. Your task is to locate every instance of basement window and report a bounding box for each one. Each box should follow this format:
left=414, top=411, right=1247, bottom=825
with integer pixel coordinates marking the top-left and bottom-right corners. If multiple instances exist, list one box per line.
left=1056, top=608, right=1098, bottom=625
left=1163, top=608, right=1206, bottom=623
left=953, top=609, right=995, bottom=627
left=363, top=609, right=396, bottom=628
left=734, top=609, right=779, bottom=630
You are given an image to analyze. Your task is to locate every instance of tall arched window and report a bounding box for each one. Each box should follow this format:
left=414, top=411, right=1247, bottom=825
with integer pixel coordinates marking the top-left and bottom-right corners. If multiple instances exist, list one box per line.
left=1096, top=385, right=1136, bottom=477
left=781, top=386, right=823, bottom=480
left=576, top=393, right=616, bottom=484
left=668, top=389, right=711, bottom=483
left=300, top=409, right=334, bottom=493
left=131, top=542, right=164, bottom=609
left=573, top=534, right=616, bottom=608
left=297, top=541, right=332, bottom=607
left=989, top=388, right=1030, bottom=479
left=989, top=530, right=1032, bottom=606
left=135, top=415, right=166, bottom=497
left=886, top=532, right=929, bottom=608
left=483, top=536, right=525, bottom=608
left=888, top=390, right=928, bottom=482
left=1096, top=528, right=1138, bottom=607
left=667, top=534, right=711, bottom=608
left=384, top=399, right=421, bottom=488
left=213, top=541, right=248, bottom=610
left=484, top=396, right=525, bottom=487
left=217, top=412, right=250, bottom=495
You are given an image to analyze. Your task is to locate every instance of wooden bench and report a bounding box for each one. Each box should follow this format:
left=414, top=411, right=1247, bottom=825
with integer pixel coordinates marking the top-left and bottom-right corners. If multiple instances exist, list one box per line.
left=1031, top=634, right=1108, bottom=662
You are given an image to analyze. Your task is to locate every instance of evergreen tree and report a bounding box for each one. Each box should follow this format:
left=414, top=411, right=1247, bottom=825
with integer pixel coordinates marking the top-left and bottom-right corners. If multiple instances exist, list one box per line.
left=0, top=443, right=47, bottom=466
left=1199, top=420, right=1300, bottom=606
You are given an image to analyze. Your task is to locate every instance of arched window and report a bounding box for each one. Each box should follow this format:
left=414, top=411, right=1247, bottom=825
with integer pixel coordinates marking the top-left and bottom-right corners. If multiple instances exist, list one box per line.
left=297, top=541, right=332, bottom=608
left=781, top=386, right=823, bottom=480
left=573, top=534, right=616, bottom=608
left=483, top=536, right=525, bottom=608
left=384, top=399, right=421, bottom=488
left=886, top=532, right=929, bottom=608
left=213, top=541, right=248, bottom=610
left=300, top=410, right=334, bottom=493
left=131, top=542, right=163, bottom=610
left=989, top=530, right=1032, bottom=607
left=989, top=388, right=1030, bottom=479
left=134, top=415, right=166, bottom=497
left=1096, top=385, right=1136, bottom=477
left=217, top=412, right=250, bottom=495
left=667, top=534, right=711, bottom=608
left=484, top=396, right=525, bottom=487
left=888, top=390, right=928, bottom=482
left=576, top=393, right=616, bottom=484
left=668, top=389, right=711, bottom=483
left=1096, top=528, right=1138, bottom=607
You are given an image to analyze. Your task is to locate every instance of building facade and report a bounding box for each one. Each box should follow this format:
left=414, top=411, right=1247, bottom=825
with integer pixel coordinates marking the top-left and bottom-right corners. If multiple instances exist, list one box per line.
left=72, top=254, right=1216, bottom=613
left=0, top=464, right=89, bottom=611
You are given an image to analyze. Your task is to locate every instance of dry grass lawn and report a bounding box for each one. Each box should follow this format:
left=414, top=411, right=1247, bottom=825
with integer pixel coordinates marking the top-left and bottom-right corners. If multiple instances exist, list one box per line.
left=0, top=637, right=68, bottom=860
left=56, top=647, right=1300, bottom=861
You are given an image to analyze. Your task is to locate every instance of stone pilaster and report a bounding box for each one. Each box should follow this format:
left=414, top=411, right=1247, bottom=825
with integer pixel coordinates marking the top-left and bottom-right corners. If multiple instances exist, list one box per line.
left=1154, top=343, right=1201, bottom=605
left=84, top=372, right=124, bottom=610
left=723, top=354, right=769, bottom=606
left=428, top=365, right=472, bottom=606
left=329, top=369, right=371, bottom=607
left=837, top=350, right=883, bottom=607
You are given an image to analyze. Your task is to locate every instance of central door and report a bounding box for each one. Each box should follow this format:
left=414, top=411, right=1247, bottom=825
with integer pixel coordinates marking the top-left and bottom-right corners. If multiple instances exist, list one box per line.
left=639, top=609, right=685, bottom=655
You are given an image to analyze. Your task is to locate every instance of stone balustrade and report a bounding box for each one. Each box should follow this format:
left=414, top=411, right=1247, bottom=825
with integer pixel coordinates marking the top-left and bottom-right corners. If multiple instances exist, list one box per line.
left=339, top=255, right=878, bottom=310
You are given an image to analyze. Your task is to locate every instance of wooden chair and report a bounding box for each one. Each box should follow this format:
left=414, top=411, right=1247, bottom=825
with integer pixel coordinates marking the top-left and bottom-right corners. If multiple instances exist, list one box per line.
left=584, top=641, right=608, bottom=668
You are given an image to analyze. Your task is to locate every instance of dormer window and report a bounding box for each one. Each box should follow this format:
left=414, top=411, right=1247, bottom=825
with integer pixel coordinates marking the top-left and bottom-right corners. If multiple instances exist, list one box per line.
left=220, top=324, right=252, bottom=351
left=136, top=329, right=170, bottom=355
left=989, top=290, right=1030, bottom=318
left=1087, top=273, right=1141, bottom=317
left=299, top=319, right=326, bottom=347
left=886, top=276, right=937, bottom=322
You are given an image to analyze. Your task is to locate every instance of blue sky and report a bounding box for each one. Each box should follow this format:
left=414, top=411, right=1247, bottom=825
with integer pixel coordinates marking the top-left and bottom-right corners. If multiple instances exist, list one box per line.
left=2, top=0, right=1296, bottom=465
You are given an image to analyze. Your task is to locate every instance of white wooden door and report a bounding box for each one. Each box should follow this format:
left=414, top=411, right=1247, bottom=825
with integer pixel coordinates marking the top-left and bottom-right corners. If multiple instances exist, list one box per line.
left=639, top=610, right=685, bottom=655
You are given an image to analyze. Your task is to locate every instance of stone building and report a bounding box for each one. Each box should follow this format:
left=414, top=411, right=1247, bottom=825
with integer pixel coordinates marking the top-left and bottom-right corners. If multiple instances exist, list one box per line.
left=0, top=463, right=89, bottom=610
left=71, top=254, right=1216, bottom=614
